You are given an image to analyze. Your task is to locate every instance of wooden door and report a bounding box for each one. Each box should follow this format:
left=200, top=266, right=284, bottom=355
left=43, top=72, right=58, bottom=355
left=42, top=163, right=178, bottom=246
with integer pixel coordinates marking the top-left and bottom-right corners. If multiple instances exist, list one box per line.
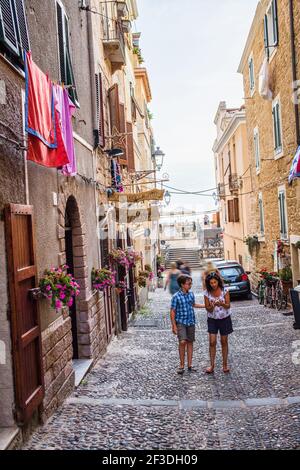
left=100, top=229, right=114, bottom=341
left=5, top=204, right=44, bottom=424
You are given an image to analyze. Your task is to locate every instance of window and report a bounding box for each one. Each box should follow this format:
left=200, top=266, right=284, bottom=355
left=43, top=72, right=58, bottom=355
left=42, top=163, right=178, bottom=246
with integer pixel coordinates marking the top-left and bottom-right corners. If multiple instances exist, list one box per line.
left=95, top=72, right=105, bottom=148
left=248, top=54, right=255, bottom=94
left=272, top=97, right=282, bottom=156
left=228, top=198, right=239, bottom=223
left=264, top=0, right=278, bottom=59
left=258, top=192, right=265, bottom=236
left=56, top=1, right=79, bottom=107
left=278, top=186, right=288, bottom=240
left=0, top=0, right=30, bottom=65
left=254, top=127, right=260, bottom=172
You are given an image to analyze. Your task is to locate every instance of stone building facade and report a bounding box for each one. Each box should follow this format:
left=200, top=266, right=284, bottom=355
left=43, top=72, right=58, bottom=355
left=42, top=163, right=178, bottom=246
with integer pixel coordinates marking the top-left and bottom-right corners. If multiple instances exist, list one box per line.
left=0, top=0, right=158, bottom=448
left=238, top=0, right=300, bottom=288
left=213, top=102, right=252, bottom=271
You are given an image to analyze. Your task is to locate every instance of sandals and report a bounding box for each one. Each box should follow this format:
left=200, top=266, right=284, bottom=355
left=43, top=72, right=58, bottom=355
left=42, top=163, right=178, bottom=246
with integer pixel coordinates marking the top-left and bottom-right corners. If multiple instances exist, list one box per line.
left=223, top=367, right=230, bottom=374
left=188, top=367, right=197, bottom=373
left=206, top=366, right=215, bottom=374
left=177, top=367, right=185, bottom=375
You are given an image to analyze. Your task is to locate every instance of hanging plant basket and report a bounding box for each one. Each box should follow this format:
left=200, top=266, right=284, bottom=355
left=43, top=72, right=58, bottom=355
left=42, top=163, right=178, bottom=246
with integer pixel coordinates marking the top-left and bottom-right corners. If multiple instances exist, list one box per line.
left=244, top=235, right=260, bottom=256
left=92, top=268, right=116, bottom=291
left=39, top=265, right=80, bottom=310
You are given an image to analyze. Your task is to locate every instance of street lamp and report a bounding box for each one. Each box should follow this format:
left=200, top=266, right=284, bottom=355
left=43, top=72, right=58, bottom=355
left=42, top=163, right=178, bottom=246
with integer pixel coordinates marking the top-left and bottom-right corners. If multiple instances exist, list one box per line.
left=164, top=190, right=171, bottom=206
left=152, top=147, right=165, bottom=171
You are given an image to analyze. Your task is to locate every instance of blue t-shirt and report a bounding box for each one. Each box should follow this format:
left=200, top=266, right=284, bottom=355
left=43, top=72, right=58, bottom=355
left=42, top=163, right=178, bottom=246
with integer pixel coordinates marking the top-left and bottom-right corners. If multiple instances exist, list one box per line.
left=171, top=290, right=196, bottom=326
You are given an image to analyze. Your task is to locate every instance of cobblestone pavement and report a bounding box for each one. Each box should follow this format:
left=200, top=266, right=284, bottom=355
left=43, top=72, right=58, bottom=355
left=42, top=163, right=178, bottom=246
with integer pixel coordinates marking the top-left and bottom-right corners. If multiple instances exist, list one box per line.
left=24, top=272, right=300, bottom=450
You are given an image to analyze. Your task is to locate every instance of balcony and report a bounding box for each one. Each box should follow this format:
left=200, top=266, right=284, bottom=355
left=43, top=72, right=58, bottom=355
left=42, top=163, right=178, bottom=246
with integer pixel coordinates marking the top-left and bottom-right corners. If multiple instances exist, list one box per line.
left=218, top=183, right=226, bottom=199
left=229, top=173, right=239, bottom=192
left=103, top=21, right=125, bottom=71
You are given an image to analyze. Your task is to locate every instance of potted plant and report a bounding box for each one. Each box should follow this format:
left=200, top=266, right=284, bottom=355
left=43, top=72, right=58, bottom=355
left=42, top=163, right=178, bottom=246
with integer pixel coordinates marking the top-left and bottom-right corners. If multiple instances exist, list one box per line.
left=138, top=274, right=147, bottom=288
left=115, top=280, right=127, bottom=295
left=259, top=268, right=278, bottom=287
left=92, top=268, right=116, bottom=291
left=279, top=266, right=293, bottom=295
left=126, top=249, right=142, bottom=267
left=245, top=235, right=260, bottom=256
left=109, top=248, right=130, bottom=269
left=39, top=264, right=80, bottom=311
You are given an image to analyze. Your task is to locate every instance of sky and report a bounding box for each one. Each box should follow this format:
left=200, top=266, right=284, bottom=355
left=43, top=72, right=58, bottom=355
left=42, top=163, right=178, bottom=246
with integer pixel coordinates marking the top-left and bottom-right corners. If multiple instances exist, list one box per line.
left=135, top=0, right=258, bottom=215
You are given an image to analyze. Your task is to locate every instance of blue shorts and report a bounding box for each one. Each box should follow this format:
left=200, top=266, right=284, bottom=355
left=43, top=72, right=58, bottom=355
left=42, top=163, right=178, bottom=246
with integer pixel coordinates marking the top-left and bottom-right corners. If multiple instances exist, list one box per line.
left=207, top=316, right=233, bottom=336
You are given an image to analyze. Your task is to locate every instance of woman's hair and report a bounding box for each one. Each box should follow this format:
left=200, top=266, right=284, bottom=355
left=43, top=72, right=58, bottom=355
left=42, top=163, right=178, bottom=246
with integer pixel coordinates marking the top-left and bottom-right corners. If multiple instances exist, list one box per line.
left=205, top=272, right=224, bottom=292
left=170, top=262, right=177, bottom=269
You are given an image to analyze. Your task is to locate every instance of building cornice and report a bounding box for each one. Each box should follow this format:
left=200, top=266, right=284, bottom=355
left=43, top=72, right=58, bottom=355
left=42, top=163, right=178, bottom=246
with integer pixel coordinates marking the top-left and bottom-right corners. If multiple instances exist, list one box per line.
left=237, top=1, right=264, bottom=74
left=213, top=113, right=246, bottom=153
left=134, top=67, right=152, bottom=102
left=128, top=0, right=138, bottom=20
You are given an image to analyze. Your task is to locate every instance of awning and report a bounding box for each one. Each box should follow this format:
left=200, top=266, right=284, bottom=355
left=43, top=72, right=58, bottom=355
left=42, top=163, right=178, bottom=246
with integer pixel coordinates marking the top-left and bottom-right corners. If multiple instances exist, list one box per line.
left=109, top=189, right=164, bottom=203
left=289, top=146, right=300, bottom=184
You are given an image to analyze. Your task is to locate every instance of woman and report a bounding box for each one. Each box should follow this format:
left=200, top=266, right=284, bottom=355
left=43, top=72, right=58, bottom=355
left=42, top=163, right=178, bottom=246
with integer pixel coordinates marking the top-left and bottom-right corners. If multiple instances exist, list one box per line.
left=204, top=272, right=233, bottom=374
left=165, top=262, right=181, bottom=295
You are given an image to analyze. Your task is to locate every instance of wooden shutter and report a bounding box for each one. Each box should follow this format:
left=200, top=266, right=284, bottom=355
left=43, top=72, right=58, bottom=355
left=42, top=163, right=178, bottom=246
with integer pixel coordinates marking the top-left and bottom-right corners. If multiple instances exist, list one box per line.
left=5, top=204, right=44, bottom=424
left=119, top=103, right=127, bottom=165
left=234, top=198, right=240, bottom=222
left=126, top=121, right=135, bottom=171
left=0, top=0, right=19, bottom=55
left=56, top=2, right=66, bottom=83
left=228, top=200, right=236, bottom=223
left=272, top=0, right=278, bottom=45
left=109, top=83, right=120, bottom=143
left=95, top=73, right=105, bottom=148
left=264, top=14, right=269, bottom=59
left=14, top=0, right=30, bottom=53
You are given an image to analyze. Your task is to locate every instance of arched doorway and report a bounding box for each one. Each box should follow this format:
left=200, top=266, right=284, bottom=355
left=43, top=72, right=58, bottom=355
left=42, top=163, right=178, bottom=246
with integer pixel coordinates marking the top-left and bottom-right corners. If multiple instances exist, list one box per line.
left=65, top=196, right=79, bottom=359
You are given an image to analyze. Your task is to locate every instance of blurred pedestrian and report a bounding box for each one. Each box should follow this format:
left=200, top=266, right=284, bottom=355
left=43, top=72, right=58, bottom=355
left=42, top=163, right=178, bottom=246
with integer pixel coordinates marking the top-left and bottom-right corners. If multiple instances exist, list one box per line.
left=165, top=262, right=181, bottom=295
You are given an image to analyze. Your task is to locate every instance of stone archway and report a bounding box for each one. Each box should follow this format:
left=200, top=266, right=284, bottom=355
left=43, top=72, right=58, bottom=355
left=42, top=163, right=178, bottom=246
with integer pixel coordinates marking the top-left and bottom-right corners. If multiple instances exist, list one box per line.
left=57, top=193, right=90, bottom=359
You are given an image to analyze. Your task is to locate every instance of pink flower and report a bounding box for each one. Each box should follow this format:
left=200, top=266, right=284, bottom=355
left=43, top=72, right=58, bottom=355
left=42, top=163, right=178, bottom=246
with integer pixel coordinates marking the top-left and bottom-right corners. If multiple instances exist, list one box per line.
left=55, top=300, right=62, bottom=309
left=60, top=293, right=66, bottom=300
left=67, top=299, right=73, bottom=307
left=46, top=285, right=51, bottom=291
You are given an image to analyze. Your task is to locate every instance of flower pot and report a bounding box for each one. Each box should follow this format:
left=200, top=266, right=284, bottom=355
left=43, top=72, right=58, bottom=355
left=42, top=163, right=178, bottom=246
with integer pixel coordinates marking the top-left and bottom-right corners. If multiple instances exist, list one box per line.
left=281, top=280, right=293, bottom=296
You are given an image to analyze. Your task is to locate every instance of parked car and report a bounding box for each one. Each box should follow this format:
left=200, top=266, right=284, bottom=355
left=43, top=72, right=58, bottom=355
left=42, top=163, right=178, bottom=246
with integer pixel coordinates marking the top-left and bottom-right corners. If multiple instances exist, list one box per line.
left=215, top=260, right=252, bottom=300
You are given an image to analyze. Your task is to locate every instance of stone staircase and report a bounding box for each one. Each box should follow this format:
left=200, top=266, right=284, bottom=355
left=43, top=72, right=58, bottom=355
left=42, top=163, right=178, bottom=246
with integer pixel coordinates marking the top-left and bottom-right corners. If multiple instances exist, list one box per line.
left=165, top=248, right=202, bottom=269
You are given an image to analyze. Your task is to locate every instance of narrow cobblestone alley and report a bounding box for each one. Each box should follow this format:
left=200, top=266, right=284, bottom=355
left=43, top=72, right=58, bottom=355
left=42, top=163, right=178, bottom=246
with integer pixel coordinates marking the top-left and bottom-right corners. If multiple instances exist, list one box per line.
left=23, top=273, right=300, bottom=450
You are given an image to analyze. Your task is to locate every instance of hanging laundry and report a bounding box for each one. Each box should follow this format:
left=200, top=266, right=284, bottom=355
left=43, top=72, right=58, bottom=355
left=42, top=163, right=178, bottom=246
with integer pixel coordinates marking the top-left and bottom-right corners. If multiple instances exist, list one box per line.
left=288, top=146, right=300, bottom=184
left=25, top=52, right=69, bottom=168
left=25, top=52, right=56, bottom=148
left=111, top=159, right=124, bottom=193
left=27, top=105, right=69, bottom=168
left=53, top=85, right=77, bottom=176
left=259, top=57, right=273, bottom=101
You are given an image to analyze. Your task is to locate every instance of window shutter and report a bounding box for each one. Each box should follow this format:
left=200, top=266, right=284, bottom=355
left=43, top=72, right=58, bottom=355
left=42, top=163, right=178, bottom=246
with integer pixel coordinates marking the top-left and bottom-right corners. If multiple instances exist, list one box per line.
left=276, top=103, right=282, bottom=148
left=14, top=0, right=30, bottom=54
left=119, top=103, right=127, bottom=165
left=279, top=192, right=287, bottom=239
left=0, top=0, right=19, bottom=55
left=56, top=2, right=66, bottom=83
left=234, top=198, right=239, bottom=222
left=126, top=121, right=134, bottom=171
left=272, top=0, right=278, bottom=45
left=228, top=200, right=234, bottom=223
left=109, top=83, right=120, bottom=138
left=95, top=73, right=105, bottom=148
left=264, top=14, right=269, bottom=59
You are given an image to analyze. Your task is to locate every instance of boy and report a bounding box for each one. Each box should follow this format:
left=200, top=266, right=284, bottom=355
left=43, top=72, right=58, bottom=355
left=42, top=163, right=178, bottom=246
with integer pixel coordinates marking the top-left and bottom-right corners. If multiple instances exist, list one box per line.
left=170, top=275, right=204, bottom=374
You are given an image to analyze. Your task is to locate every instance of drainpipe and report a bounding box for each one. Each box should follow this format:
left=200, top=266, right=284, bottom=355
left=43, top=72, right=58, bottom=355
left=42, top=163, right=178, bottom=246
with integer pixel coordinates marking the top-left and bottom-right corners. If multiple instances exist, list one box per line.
left=289, top=0, right=300, bottom=146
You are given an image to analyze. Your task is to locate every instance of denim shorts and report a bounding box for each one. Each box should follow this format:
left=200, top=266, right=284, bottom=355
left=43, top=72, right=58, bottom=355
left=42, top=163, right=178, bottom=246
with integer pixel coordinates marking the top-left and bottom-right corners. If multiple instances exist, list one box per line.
left=207, top=316, right=233, bottom=336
